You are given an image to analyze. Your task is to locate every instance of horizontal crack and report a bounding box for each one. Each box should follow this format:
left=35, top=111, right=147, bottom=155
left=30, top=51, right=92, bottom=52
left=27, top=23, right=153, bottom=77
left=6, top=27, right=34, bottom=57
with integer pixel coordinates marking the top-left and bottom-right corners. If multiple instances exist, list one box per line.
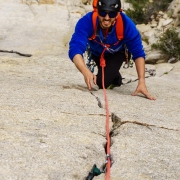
left=91, top=132, right=106, bottom=138
left=120, top=121, right=179, bottom=131
left=110, top=113, right=179, bottom=137
left=61, top=111, right=106, bottom=116
left=0, top=50, right=32, bottom=57
left=158, top=126, right=179, bottom=131
left=120, top=121, right=153, bottom=130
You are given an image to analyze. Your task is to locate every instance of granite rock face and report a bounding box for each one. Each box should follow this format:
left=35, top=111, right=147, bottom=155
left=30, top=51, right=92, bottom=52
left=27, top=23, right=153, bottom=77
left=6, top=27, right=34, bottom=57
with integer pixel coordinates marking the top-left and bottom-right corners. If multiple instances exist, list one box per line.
left=0, top=55, right=107, bottom=180
left=0, top=0, right=180, bottom=180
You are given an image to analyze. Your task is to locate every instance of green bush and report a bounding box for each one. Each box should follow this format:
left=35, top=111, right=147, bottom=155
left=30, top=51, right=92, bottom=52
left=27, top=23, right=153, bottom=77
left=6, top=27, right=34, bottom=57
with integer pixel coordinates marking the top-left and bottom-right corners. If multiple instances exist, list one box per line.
left=125, top=0, right=173, bottom=24
left=145, top=0, right=173, bottom=21
left=151, top=28, right=180, bottom=62
left=125, top=0, right=147, bottom=24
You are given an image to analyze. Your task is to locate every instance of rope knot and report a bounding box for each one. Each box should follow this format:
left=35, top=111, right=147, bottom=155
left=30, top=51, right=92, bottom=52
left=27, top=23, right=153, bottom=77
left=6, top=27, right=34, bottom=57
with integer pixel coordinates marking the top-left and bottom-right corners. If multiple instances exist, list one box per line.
left=100, top=55, right=106, bottom=67
left=100, top=47, right=108, bottom=67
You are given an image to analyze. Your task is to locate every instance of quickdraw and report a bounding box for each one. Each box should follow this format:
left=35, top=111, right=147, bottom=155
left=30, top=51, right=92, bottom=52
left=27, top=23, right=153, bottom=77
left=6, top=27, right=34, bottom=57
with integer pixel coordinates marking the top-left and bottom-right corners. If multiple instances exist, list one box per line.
left=86, top=45, right=96, bottom=73
left=123, top=47, right=133, bottom=69
left=145, top=68, right=156, bottom=76
left=123, top=68, right=156, bottom=85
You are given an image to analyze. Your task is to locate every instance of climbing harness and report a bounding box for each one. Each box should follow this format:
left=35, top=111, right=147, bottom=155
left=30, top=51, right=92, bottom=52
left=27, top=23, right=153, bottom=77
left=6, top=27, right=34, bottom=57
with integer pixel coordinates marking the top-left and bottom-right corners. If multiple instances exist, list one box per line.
left=86, top=45, right=132, bottom=72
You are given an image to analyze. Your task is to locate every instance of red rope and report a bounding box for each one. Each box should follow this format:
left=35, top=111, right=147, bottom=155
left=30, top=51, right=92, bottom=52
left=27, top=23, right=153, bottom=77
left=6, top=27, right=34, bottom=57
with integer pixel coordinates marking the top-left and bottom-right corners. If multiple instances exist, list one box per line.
left=100, top=48, right=111, bottom=180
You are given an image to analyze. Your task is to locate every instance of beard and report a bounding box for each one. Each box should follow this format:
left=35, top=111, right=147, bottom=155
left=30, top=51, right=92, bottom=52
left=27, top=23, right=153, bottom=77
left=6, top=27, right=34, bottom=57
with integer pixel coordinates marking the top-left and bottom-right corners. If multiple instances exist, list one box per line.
left=99, top=18, right=115, bottom=29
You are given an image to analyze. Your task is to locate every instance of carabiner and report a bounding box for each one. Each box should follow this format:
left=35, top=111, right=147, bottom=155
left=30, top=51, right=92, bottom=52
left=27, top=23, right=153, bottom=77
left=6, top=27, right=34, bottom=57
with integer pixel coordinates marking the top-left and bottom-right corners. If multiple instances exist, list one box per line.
left=123, top=62, right=129, bottom=69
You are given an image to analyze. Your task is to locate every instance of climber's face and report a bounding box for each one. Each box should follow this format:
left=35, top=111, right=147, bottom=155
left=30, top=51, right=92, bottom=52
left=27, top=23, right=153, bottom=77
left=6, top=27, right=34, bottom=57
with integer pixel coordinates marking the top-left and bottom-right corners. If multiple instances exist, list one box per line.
left=98, top=11, right=117, bottom=29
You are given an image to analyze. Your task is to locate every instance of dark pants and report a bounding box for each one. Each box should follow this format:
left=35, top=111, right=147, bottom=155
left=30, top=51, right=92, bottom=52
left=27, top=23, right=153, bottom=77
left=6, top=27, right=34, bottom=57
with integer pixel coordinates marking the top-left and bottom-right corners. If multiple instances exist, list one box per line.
left=93, top=50, right=126, bottom=89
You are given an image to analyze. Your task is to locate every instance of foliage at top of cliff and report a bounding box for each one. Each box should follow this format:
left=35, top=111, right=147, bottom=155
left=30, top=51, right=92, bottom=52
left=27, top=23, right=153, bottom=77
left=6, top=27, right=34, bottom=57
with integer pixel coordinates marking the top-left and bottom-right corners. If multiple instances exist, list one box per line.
left=151, top=28, right=180, bottom=62
left=125, top=0, right=173, bottom=24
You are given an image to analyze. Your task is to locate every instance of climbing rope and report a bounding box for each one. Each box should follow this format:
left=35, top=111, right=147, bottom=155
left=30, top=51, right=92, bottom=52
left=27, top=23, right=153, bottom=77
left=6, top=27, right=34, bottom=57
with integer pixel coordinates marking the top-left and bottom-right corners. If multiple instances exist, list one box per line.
left=100, top=47, right=111, bottom=180
left=85, top=48, right=113, bottom=179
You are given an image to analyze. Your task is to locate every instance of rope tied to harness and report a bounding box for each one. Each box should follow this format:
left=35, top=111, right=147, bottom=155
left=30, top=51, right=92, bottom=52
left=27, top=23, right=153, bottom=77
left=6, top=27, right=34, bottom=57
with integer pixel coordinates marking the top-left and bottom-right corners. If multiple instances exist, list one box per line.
left=100, top=46, right=108, bottom=67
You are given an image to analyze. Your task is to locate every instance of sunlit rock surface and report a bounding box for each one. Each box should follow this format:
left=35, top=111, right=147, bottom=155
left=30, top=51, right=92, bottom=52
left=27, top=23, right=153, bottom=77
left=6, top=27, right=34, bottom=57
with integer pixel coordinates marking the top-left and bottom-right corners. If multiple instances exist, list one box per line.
left=0, top=0, right=180, bottom=179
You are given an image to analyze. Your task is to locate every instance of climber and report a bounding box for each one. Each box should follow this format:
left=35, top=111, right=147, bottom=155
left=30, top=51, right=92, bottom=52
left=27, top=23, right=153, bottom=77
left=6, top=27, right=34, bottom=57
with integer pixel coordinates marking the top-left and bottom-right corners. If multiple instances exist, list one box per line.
left=68, top=0, right=156, bottom=100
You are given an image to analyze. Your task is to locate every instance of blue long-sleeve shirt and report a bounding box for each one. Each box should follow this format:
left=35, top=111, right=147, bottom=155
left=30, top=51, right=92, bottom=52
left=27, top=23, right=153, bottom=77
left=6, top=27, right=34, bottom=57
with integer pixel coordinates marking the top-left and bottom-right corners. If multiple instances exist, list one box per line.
left=68, top=11, right=145, bottom=61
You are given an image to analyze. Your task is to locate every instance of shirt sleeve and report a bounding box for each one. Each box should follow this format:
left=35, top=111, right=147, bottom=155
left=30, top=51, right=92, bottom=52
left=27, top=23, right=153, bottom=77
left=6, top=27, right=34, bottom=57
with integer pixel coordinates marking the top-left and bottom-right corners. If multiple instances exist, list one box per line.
left=122, top=13, right=146, bottom=61
left=68, top=12, right=94, bottom=61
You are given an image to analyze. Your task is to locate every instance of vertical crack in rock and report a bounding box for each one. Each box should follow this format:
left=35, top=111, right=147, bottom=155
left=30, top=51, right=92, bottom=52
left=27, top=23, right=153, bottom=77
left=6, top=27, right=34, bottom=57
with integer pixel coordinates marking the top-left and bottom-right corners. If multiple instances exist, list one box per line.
left=90, top=92, right=115, bottom=169
left=88, top=92, right=179, bottom=175
left=64, top=1, right=71, bottom=21
left=90, top=92, right=103, bottom=108
left=88, top=92, right=179, bottom=177
left=26, top=3, right=36, bottom=16
left=111, top=113, right=122, bottom=129
left=109, top=113, right=122, bottom=146
left=159, top=66, right=174, bottom=77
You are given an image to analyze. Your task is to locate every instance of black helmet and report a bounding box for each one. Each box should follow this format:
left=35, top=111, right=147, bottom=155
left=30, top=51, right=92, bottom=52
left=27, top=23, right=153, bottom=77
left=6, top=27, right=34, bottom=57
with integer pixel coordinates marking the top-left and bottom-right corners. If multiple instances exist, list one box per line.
left=97, top=0, right=121, bottom=13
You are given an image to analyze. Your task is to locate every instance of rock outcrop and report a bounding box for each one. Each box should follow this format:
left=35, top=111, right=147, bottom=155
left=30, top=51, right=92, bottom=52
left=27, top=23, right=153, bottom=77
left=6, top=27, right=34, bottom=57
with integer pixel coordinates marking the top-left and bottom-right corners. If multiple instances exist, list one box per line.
left=135, top=0, right=180, bottom=64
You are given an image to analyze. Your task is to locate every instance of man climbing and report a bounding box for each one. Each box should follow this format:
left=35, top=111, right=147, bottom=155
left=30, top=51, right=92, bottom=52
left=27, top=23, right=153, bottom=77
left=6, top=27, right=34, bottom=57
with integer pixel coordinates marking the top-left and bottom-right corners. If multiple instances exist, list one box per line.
left=68, top=0, right=156, bottom=100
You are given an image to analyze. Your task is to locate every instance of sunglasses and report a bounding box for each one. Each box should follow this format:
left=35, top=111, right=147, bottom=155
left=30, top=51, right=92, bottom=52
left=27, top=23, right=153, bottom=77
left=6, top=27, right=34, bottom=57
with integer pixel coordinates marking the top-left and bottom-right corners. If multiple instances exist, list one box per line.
left=98, top=11, right=118, bottom=18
